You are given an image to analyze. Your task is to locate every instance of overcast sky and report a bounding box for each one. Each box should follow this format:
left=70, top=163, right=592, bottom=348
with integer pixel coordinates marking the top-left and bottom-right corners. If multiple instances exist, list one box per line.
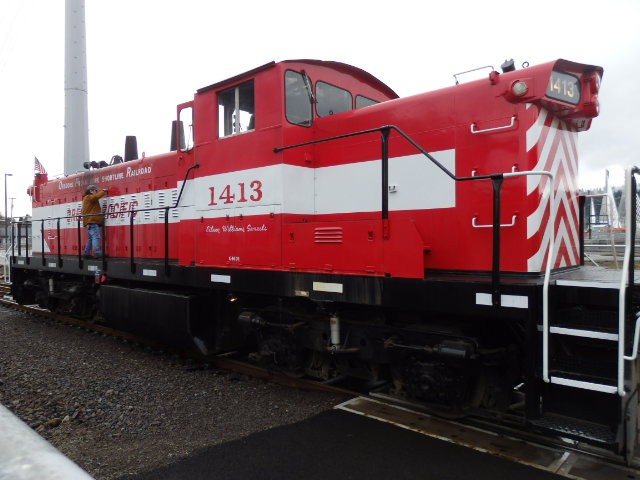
left=1, top=0, right=639, bottom=217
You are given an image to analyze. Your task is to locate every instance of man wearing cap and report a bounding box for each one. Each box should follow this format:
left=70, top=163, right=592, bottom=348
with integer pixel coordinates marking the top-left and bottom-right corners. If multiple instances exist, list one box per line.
left=82, top=184, right=108, bottom=258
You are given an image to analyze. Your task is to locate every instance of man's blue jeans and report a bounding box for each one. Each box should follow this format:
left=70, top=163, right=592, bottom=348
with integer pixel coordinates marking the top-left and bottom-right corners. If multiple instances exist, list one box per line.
left=85, top=224, right=102, bottom=256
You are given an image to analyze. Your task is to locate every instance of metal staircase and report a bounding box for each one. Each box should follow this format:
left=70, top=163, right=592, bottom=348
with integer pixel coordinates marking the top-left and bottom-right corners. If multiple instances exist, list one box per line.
left=537, top=279, right=625, bottom=449
left=546, top=279, right=623, bottom=395
left=534, top=167, right=640, bottom=457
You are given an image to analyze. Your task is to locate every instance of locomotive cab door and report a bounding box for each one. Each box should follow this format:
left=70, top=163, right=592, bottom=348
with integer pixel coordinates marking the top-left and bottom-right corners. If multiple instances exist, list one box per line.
left=190, top=77, right=283, bottom=269
left=282, top=138, right=385, bottom=276
left=280, top=69, right=385, bottom=276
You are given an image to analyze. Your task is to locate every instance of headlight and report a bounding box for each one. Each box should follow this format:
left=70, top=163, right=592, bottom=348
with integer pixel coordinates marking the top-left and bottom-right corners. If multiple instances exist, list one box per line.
left=511, top=80, right=529, bottom=97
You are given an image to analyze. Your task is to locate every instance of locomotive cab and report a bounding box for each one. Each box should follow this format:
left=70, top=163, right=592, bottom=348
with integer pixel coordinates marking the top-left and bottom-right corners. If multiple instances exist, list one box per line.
left=183, top=61, right=398, bottom=272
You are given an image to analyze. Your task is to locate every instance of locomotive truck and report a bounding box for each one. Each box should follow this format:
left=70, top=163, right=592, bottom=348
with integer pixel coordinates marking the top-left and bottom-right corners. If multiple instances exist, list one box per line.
left=10, top=57, right=640, bottom=461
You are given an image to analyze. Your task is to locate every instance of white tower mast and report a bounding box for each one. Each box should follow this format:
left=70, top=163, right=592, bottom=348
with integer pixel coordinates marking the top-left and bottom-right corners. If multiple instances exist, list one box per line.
left=64, top=0, right=89, bottom=175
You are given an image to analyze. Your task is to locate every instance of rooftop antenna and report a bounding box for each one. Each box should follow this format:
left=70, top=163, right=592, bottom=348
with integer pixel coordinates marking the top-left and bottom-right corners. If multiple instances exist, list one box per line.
left=64, top=0, right=90, bottom=175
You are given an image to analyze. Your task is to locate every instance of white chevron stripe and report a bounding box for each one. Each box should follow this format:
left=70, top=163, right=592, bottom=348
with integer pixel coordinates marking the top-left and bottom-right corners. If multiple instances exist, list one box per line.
left=527, top=174, right=578, bottom=246
left=526, top=118, right=557, bottom=237
left=525, top=108, right=580, bottom=271
left=556, top=221, right=577, bottom=266
left=527, top=115, right=559, bottom=195
left=527, top=172, right=579, bottom=245
left=560, top=127, right=579, bottom=178
left=527, top=187, right=549, bottom=239
left=528, top=214, right=578, bottom=271
left=528, top=212, right=553, bottom=270
left=529, top=197, right=579, bottom=270
left=526, top=105, right=546, bottom=152
left=534, top=116, right=561, bottom=173
left=557, top=128, right=579, bottom=193
left=557, top=180, right=580, bottom=253
left=550, top=129, right=580, bottom=257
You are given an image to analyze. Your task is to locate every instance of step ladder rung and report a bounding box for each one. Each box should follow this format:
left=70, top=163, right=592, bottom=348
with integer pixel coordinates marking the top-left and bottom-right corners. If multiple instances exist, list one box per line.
left=530, top=414, right=617, bottom=446
left=549, top=326, right=618, bottom=341
left=554, top=279, right=620, bottom=290
left=549, top=376, right=618, bottom=394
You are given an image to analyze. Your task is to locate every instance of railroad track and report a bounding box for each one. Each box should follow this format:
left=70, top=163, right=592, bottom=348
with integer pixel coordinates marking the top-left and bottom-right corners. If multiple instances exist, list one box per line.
left=1, top=282, right=639, bottom=479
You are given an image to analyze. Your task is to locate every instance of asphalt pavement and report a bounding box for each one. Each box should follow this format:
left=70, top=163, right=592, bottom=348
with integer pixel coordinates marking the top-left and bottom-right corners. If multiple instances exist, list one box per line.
left=124, top=409, right=561, bottom=480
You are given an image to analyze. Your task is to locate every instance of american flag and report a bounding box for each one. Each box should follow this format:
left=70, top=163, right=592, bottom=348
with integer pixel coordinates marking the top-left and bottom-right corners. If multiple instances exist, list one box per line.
left=34, top=157, right=47, bottom=175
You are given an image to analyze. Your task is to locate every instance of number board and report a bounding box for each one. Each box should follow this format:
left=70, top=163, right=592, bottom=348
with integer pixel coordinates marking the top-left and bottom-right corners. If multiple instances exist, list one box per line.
left=546, top=71, right=581, bottom=105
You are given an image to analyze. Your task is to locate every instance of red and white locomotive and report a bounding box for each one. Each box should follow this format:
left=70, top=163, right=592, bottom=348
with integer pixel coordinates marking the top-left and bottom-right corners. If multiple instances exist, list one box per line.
left=11, top=57, right=640, bottom=460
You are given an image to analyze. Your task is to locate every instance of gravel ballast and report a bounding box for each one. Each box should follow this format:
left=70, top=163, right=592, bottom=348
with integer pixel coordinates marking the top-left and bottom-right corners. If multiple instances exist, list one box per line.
left=0, top=305, right=343, bottom=479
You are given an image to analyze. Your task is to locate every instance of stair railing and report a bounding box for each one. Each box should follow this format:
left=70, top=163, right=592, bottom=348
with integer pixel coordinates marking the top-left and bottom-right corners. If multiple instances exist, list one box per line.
left=619, top=167, right=640, bottom=396
left=500, top=171, right=557, bottom=385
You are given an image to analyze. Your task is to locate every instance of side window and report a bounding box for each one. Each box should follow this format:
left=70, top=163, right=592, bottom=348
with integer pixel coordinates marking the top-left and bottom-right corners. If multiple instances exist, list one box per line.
left=285, top=70, right=313, bottom=126
left=316, top=81, right=352, bottom=117
left=356, top=95, right=379, bottom=109
left=218, top=80, right=255, bottom=137
left=178, top=106, right=193, bottom=151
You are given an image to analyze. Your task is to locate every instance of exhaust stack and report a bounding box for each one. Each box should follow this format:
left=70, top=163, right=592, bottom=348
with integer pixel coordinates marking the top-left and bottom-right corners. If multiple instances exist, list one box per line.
left=124, top=136, right=138, bottom=162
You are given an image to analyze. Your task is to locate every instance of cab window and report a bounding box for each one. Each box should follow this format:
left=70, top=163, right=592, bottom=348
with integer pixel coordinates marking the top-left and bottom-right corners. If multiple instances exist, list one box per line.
left=285, top=70, right=313, bottom=126
left=316, top=81, right=352, bottom=117
left=178, top=106, right=193, bottom=151
left=356, top=95, right=379, bottom=109
left=218, top=80, right=255, bottom=137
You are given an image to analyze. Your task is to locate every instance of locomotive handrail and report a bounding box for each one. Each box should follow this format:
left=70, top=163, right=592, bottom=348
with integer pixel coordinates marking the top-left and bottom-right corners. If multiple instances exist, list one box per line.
left=37, top=208, right=172, bottom=245
left=453, top=65, right=494, bottom=85
left=275, top=125, right=551, bottom=307
left=2, top=220, right=14, bottom=282
left=5, top=220, right=30, bottom=281
left=625, top=314, right=640, bottom=363
left=9, top=223, right=14, bottom=260
left=40, top=220, right=45, bottom=266
left=129, top=211, right=135, bottom=273
left=10, top=221, right=26, bottom=260
left=22, top=163, right=200, bottom=273
left=274, top=125, right=498, bottom=183
left=76, top=218, right=82, bottom=265
left=471, top=214, right=517, bottom=228
left=175, top=163, right=200, bottom=208
left=470, top=116, right=517, bottom=134
left=619, top=167, right=640, bottom=396
left=56, top=218, right=62, bottom=267
left=503, top=171, right=556, bottom=386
